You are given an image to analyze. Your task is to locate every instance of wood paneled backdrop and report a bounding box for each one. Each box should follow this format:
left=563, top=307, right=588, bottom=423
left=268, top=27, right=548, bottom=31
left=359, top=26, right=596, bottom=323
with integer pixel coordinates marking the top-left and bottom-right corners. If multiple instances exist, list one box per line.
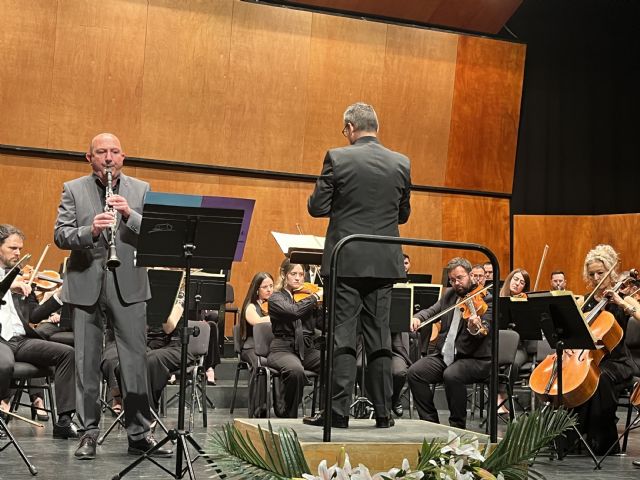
left=513, top=215, right=640, bottom=294
left=0, top=0, right=525, bottom=333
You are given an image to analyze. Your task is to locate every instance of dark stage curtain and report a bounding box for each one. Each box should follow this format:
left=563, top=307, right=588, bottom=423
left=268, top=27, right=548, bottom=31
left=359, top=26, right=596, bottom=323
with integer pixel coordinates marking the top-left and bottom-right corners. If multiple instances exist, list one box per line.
left=504, top=0, right=640, bottom=215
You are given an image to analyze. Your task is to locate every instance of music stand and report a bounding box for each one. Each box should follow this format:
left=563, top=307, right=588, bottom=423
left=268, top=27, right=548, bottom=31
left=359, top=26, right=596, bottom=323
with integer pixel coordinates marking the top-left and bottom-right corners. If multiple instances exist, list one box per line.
left=113, top=193, right=245, bottom=480
left=507, top=291, right=599, bottom=465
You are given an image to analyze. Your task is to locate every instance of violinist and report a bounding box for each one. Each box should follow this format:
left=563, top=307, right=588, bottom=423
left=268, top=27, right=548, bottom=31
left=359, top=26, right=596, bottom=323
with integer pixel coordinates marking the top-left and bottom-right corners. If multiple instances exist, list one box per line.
left=0, top=224, right=78, bottom=439
left=238, top=272, right=274, bottom=369
left=498, top=268, right=531, bottom=413
left=407, top=257, right=492, bottom=429
left=267, top=259, right=322, bottom=418
left=605, top=271, right=640, bottom=322
left=471, top=264, right=487, bottom=288
left=570, top=244, right=636, bottom=455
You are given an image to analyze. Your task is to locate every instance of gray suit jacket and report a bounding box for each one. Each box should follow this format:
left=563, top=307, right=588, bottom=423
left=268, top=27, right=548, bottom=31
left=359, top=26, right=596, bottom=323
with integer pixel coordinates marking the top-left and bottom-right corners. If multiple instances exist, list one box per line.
left=308, top=136, right=411, bottom=278
left=54, top=173, right=151, bottom=306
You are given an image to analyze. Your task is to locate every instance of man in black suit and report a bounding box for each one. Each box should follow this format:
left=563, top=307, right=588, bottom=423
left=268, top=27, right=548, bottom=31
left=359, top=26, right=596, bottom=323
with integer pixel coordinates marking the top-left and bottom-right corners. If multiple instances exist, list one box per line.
left=306, top=102, right=411, bottom=428
left=0, top=224, right=77, bottom=439
left=408, top=257, right=492, bottom=429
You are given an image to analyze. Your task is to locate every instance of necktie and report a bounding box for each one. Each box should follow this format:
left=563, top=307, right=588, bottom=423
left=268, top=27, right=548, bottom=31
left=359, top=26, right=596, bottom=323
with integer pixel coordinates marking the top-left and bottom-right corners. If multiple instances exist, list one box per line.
left=442, top=306, right=461, bottom=366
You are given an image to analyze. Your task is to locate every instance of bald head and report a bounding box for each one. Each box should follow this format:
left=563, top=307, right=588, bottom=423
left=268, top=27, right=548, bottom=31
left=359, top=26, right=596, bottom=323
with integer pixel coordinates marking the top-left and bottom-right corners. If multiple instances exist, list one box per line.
left=86, top=133, right=125, bottom=182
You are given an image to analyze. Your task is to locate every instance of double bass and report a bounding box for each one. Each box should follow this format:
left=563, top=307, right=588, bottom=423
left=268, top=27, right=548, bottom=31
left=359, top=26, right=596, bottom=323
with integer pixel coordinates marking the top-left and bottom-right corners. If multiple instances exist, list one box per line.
left=530, top=269, right=637, bottom=408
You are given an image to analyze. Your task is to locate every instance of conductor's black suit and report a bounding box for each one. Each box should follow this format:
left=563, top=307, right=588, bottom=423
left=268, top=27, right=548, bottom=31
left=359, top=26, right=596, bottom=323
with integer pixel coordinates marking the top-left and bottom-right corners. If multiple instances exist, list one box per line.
left=308, top=135, right=411, bottom=418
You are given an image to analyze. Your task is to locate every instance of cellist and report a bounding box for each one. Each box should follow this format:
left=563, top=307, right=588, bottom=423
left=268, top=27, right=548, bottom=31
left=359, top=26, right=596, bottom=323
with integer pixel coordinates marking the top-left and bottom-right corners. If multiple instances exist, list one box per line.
left=572, top=244, right=636, bottom=455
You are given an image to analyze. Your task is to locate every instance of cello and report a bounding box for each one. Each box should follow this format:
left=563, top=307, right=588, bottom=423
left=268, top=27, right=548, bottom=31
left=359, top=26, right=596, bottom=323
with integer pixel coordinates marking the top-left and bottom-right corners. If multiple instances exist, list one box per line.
left=530, top=269, right=638, bottom=408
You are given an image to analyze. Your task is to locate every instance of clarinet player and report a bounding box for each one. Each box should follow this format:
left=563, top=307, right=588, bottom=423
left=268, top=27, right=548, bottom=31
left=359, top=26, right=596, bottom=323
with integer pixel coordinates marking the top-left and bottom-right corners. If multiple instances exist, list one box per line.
left=54, top=133, right=172, bottom=460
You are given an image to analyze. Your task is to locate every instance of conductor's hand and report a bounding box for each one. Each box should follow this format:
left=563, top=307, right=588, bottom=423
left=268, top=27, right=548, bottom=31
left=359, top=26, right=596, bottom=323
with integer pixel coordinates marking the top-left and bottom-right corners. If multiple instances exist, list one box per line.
left=92, top=211, right=116, bottom=238
left=410, top=317, right=421, bottom=332
left=10, top=279, right=32, bottom=297
left=106, top=194, right=131, bottom=219
left=314, top=288, right=324, bottom=302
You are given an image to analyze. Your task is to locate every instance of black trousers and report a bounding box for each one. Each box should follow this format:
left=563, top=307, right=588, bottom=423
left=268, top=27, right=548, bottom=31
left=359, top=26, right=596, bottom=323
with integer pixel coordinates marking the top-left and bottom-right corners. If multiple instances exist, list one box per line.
left=332, top=278, right=393, bottom=418
left=146, top=345, right=194, bottom=410
left=0, top=335, right=75, bottom=415
left=267, top=337, right=320, bottom=418
left=408, top=354, right=491, bottom=429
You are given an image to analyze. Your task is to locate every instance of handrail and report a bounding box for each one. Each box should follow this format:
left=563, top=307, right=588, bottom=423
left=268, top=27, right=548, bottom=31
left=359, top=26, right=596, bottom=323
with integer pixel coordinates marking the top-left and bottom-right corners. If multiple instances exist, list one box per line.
left=323, top=234, right=500, bottom=443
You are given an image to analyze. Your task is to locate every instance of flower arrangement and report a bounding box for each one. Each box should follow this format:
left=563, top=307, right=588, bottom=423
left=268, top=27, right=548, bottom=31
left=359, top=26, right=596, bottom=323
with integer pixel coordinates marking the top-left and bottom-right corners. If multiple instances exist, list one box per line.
left=208, top=408, right=575, bottom=480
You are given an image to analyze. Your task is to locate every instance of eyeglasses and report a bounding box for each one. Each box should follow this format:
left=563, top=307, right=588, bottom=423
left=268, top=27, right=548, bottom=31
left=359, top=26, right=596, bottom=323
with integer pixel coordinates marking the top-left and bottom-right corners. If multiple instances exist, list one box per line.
left=341, top=124, right=350, bottom=137
left=449, top=274, right=469, bottom=285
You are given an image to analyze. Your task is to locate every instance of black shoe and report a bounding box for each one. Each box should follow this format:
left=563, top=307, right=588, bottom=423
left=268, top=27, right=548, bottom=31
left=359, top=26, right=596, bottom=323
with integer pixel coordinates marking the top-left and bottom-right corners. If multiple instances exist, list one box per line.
left=128, top=435, right=173, bottom=457
left=53, top=421, right=79, bottom=439
left=633, top=459, right=640, bottom=468
left=375, top=416, right=395, bottom=428
left=303, top=411, right=349, bottom=428
left=74, top=435, right=97, bottom=460
left=392, top=402, right=403, bottom=417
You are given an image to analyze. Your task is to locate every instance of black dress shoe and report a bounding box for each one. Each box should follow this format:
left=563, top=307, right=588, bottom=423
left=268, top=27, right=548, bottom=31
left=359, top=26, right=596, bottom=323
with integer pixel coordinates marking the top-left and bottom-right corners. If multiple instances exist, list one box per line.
left=375, top=416, right=395, bottom=428
left=632, top=459, right=640, bottom=468
left=392, top=402, right=403, bottom=417
left=74, top=435, right=97, bottom=460
left=128, top=435, right=173, bottom=457
left=31, top=405, right=49, bottom=422
left=303, top=411, right=349, bottom=428
left=53, top=421, right=79, bottom=439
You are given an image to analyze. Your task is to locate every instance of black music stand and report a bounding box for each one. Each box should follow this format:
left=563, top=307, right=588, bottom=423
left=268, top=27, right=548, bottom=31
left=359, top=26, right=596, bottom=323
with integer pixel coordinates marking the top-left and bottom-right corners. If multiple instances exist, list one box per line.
left=504, top=291, right=599, bottom=465
left=188, top=272, right=226, bottom=354
left=113, top=196, right=243, bottom=480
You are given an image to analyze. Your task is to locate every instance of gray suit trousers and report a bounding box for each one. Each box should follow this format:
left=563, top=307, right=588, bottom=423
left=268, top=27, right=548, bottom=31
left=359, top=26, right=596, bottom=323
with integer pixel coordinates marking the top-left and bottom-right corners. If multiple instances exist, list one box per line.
left=72, top=271, right=151, bottom=440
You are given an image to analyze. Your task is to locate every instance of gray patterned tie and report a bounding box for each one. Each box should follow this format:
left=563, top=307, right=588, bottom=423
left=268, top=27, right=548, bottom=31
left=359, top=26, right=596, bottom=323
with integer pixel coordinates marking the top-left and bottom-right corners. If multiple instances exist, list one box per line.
left=442, top=306, right=461, bottom=366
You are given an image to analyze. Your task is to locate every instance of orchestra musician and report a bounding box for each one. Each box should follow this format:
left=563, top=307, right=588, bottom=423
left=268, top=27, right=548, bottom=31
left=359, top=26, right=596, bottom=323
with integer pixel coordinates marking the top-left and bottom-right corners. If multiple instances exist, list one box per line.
left=407, top=257, right=492, bottom=429
left=305, top=102, right=411, bottom=429
left=567, top=244, right=636, bottom=455
left=239, top=272, right=274, bottom=369
left=471, top=264, right=487, bottom=288
left=0, top=224, right=77, bottom=439
left=550, top=271, right=567, bottom=291
left=483, top=262, right=494, bottom=283
left=267, top=259, right=322, bottom=418
left=54, top=133, right=171, bottom=460
left=498, top=268, right=531, bottom=413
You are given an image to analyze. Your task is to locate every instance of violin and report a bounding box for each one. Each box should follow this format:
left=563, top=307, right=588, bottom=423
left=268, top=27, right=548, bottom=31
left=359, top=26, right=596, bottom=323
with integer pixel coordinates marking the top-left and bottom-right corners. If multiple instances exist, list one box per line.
left=260, top=300, right=269, bottom=315
left=292, top=282, right=321, bottom=303
left=459, top=284, right=489, bottom=336
left=19, top=265, right=63, bottom=291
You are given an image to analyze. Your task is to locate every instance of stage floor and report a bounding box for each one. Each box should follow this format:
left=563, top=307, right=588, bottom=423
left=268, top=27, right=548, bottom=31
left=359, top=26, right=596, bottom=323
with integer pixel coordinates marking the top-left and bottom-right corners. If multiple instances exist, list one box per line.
left=2, top=406, right=639, bottom=479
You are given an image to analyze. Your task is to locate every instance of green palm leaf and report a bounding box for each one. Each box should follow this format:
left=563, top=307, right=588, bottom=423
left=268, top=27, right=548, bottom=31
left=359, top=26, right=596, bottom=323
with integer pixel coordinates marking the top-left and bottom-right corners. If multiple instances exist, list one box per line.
left=482, top=407, right=576, bottom=479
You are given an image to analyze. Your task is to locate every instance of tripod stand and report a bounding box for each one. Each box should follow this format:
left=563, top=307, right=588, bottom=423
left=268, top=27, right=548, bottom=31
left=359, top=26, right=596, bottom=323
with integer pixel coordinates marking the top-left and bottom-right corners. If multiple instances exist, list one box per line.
left=112, top=192, right=248, bottom=480
left=350, top=335, right=374, bottom=419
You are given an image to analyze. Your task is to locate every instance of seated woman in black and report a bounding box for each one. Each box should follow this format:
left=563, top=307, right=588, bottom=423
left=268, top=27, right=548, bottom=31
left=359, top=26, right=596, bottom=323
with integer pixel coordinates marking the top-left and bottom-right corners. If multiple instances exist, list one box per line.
left=267, top=259, right=323, bottom=418
left=238, top=272, right=274, bottom=369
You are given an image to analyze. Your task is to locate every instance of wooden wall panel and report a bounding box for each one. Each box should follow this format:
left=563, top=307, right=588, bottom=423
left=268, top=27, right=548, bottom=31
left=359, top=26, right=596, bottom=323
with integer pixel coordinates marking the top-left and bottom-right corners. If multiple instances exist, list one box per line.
left=445, top=36, right=526, bottom=194
left=0, top=0, right=57, bottom=147
left=302, top=14, right=387, bottom=169
left=380, top=26, right=458, bottom=187
left=47, top=0, right=148, bottom=153
left=224, top=1, right=312, bottom=172
left=514, top=214, right=640, bottom=293
left=0, top=0, right=524, bottom=197
left=138, top=0, right=234, bottom=162
left=441, top=196, right=511, bottom=279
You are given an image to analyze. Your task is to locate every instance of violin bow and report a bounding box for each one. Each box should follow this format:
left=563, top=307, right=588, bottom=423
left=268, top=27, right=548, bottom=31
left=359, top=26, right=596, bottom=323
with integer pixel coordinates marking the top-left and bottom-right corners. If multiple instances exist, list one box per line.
left=417, top=283, right=493, bottom=331
left=532, top=244, right=549, bottom=292
left=27, top=243, right=50, bottom=287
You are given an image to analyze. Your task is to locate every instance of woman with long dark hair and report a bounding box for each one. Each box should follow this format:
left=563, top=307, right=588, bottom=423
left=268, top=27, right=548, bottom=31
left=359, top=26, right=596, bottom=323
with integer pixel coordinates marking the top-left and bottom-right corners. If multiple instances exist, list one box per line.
left=238, top=272, right=274, bottom=369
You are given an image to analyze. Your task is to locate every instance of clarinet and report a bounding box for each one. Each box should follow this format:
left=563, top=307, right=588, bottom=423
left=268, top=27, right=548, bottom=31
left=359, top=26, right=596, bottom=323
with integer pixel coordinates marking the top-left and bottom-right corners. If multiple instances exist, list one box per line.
left=104, top=167, right=121, bottom=270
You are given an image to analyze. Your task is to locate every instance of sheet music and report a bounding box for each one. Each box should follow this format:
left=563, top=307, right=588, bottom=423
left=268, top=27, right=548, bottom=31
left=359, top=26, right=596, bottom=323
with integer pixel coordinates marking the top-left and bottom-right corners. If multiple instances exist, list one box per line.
left=271, top=231, right=325, bottom=255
